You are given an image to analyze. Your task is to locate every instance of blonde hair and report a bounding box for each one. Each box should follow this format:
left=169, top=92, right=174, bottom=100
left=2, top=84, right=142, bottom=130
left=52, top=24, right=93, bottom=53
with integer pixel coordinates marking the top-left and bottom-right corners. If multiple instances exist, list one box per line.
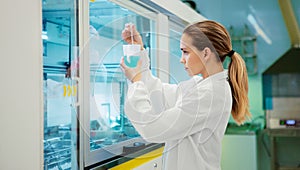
left=183, top=20, right=251, bottom=125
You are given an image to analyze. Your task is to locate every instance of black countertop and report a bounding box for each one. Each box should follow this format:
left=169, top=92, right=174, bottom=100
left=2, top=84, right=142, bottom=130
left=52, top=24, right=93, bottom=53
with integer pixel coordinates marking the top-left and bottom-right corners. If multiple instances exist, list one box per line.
left=87, top=143, right=164, bottom=170
left=225, top=122, right=262, bottom=135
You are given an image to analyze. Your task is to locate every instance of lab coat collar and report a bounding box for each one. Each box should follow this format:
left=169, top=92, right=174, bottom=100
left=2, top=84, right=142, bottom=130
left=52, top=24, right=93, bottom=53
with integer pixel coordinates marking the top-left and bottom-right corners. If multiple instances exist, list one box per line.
left=208, top=70, right=229, bottom=80
left=192, top=70, right=228, bottom=82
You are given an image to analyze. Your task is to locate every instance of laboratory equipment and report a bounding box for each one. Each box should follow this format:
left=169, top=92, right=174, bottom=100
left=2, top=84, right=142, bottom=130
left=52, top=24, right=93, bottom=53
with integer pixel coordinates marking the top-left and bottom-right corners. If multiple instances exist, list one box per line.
left=85, top=0, right=157, bottom=167
left=221, top=123, right=260, bottom=170
left=262, top=42, right=300, bottom=170
left=42, top=0, right=79, bottom=169
left=263, top=64, right=300, bottom=129
left=42, top=0, right=198, bottom=169
left=123, top=44, right=141, bottom=68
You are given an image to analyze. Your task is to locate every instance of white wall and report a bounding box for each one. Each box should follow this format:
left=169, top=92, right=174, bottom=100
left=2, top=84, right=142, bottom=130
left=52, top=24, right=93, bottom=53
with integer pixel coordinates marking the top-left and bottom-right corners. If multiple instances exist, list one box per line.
left=0, top=1, right=43, bottom=170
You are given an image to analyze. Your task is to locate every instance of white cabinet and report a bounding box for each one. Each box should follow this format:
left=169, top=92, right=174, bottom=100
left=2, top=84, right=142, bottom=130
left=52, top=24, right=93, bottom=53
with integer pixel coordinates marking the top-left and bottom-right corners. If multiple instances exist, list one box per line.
left=133, top=156, right=163, bottom=170
left=221, top=134, right=257, bottom=170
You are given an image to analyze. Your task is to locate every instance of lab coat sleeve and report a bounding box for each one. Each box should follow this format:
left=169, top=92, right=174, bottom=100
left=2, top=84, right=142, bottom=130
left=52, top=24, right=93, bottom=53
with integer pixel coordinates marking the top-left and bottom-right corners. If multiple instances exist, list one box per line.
left=137, top=49, right=178, bottom=108
left=125, top=81, right=213, bottom=143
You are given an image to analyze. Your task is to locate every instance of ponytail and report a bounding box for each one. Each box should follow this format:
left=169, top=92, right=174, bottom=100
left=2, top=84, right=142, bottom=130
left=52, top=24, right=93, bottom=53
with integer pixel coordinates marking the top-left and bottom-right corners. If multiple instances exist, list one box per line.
left=228, top=52, right=251, bottom=125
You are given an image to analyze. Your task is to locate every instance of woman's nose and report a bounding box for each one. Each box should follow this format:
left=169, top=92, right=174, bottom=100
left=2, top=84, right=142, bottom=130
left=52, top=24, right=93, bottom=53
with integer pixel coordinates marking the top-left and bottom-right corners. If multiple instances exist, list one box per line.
left=180, top=57, right=185, bottom=64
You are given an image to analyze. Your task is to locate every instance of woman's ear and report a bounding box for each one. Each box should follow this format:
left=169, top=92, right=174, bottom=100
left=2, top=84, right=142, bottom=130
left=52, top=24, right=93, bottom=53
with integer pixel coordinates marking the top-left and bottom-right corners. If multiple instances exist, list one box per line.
left=203, top=47, right=212, bottom=61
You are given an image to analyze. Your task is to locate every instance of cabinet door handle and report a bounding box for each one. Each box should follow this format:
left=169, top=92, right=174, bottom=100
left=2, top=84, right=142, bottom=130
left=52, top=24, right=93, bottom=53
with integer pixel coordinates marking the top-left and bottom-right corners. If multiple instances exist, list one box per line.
left=73, top=77, right=80, bottom=107
left=153, top=163, right=157, bottom=168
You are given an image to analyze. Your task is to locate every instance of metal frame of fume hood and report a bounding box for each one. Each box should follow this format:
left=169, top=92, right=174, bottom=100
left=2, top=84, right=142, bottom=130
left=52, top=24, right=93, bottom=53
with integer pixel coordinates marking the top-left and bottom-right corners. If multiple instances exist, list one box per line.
left=79, top=0, right=160, bottom=168
left=77, top=0, right=203, bottom=168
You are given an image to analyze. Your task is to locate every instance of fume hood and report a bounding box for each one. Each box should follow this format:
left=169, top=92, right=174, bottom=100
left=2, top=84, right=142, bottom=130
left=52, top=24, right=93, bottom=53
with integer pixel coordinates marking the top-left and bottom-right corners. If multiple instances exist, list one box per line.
left=263, top=0, right=300, bottom=129
left=42, top=0, right=205, bottom=169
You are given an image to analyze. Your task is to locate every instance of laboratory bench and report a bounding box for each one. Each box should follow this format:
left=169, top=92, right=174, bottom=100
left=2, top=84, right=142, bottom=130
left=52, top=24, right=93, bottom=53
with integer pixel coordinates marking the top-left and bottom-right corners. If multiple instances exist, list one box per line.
left=90, top=123, right=263, bottom=170
left=263, top=128, right=300, bottom=170
left=222, top=122, right=262, bottom=170
left=225, top=123, right=300, bottom=170
left=225, top=122, right=262, bottom=135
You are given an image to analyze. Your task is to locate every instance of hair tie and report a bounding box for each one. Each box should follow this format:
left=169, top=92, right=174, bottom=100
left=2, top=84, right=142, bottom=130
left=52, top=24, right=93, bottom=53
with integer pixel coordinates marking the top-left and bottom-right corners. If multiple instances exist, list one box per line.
left=227, top=50, right=235, bottom=58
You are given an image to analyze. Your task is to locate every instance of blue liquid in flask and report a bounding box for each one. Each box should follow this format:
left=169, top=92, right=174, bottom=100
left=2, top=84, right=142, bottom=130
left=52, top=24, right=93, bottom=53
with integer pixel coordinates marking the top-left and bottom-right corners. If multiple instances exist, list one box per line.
left=124, top=56, right=140, bottom=68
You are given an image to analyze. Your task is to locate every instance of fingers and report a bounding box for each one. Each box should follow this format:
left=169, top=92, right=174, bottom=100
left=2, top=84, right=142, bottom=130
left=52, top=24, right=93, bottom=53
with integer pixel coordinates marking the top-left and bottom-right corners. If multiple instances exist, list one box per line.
left=131, top=25, right=139, bottom=35
left=122, top=23, right=141, bottom=44
left=121, top=30, right=131, bottom=43
left=123, top=23, right=134, bottom=37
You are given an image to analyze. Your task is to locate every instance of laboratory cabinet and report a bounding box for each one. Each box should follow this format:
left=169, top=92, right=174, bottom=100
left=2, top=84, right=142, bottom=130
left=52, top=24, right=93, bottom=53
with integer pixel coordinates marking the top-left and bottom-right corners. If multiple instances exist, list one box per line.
left=84, top=1, right=158, bottom=167
left=42, top=0, right=79, bottom=169
left=221, top=123, right=261, bottom=170
left=221, top=134, right=257, bottom=170
left=133, top=156, right=163, bottom=170
left=41, top=0, right=198, bottom=169
left=104, top=146, right=164, bottom=170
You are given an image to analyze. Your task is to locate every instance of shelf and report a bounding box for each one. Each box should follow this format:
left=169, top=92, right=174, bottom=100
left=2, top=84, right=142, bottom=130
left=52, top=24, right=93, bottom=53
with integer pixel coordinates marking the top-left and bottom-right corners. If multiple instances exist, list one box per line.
left=243, top=54, right=257, bottom=58
left=264, top=128, right=300, bottom=137
left=232, top=36, right=256, bottom=41
left=263, top=128, right=300, bottom=170
left=279, top=167, right=300, bottom=170
left=44, top=39, right=69, bottom=46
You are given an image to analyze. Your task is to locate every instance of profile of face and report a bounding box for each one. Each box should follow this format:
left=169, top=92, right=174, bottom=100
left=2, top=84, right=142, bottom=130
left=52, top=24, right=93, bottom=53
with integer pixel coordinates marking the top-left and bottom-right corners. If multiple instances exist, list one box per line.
left=180, top=33, right=206, bottom=76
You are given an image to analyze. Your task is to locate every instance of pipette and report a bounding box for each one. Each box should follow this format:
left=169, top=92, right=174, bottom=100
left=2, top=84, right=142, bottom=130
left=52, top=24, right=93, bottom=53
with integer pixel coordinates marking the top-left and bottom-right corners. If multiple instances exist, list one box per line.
left=127, top=23, right=134, bottom=62
left=130, top=23, right=134, bottom=45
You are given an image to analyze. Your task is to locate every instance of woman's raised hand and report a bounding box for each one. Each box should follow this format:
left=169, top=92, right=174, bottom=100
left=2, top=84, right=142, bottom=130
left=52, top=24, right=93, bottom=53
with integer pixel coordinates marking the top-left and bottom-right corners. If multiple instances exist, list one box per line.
left=121, top=23, right=144, bottom=50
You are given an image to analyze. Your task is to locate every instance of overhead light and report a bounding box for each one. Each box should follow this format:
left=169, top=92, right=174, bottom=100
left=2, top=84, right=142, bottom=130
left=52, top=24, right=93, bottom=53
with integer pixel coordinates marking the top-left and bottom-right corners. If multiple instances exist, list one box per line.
left=247, top=14, right=272, bottom=45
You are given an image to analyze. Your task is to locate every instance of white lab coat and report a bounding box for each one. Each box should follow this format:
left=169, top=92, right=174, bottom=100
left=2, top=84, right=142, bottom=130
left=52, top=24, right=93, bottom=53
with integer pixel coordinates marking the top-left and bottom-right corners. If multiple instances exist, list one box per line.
left=124, top=50, right=232, bottom=170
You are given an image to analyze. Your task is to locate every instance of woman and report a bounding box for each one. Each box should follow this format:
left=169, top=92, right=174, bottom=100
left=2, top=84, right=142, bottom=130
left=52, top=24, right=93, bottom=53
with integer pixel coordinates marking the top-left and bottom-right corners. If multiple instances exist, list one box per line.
left=120, top=20, right=251, bottom=170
